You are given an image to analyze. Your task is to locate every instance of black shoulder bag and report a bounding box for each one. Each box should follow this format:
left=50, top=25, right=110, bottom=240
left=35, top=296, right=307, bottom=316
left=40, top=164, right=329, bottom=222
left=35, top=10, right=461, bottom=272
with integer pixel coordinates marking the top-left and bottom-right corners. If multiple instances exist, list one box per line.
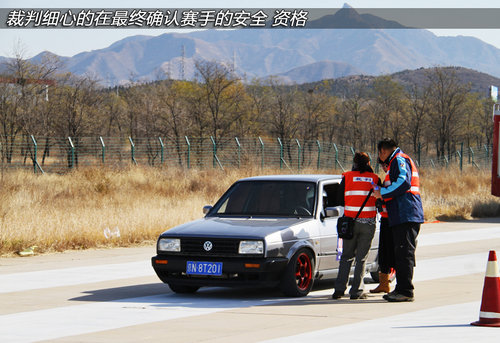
left=337, top=189, right=373, bottom=240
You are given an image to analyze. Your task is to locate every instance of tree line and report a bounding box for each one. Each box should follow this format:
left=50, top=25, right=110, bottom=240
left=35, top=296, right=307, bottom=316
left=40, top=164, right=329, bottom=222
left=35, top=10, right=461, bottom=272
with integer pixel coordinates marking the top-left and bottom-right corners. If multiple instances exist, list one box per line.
left=0, top=50, right=494, bottom=165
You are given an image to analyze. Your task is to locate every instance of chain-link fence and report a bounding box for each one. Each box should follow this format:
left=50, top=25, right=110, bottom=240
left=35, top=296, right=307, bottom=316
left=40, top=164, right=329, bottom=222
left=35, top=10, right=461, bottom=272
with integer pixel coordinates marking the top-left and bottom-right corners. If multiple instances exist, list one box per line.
left=0, top=135, right=492, bottom=174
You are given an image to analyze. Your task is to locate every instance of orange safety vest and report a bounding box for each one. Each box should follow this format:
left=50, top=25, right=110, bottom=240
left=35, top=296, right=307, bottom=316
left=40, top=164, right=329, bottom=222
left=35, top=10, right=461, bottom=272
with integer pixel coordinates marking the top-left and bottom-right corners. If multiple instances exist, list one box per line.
left=388, top=152, right=420, bottom=195
left=380, top=173, right=391, bottom=218
left=343, top=171, right=379, bottom=218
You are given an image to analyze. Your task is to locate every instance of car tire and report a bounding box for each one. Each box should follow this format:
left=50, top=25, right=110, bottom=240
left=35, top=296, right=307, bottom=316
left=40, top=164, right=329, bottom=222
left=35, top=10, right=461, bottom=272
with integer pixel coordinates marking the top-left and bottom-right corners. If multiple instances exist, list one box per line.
left=280, top=249, right=315, bottom=297
left=168, top=283, right=200, bottom=294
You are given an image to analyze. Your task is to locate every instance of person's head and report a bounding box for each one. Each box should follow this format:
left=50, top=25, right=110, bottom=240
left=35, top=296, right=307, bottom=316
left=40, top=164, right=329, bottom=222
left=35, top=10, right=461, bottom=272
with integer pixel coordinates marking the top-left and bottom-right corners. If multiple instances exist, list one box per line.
left=352, top=151, right=373, bottom=173
left=377, top=157, right=389, bottom=173
left=377, top=138, right=398, bottom=163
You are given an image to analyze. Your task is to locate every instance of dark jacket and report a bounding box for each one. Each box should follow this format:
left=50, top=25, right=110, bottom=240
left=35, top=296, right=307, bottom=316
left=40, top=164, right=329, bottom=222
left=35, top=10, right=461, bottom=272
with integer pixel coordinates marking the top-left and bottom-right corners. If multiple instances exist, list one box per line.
left=380, top=148, right=424, bottom=226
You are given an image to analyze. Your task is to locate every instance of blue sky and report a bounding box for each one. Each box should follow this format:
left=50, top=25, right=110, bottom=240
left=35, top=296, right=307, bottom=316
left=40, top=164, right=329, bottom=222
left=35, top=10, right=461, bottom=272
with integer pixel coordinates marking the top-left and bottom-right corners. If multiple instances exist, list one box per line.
left=1, top=0, right=500, bottom=58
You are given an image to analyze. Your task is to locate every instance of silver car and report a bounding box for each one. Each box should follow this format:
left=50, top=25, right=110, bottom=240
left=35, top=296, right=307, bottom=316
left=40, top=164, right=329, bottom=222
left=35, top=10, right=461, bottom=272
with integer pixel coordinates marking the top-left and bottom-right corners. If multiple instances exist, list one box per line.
left=152, top=175, right=379, bottom=296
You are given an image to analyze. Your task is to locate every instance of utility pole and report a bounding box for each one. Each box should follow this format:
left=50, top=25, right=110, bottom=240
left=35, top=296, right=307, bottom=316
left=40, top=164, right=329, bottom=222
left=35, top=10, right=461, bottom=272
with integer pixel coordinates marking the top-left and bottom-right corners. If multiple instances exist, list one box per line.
left=181, top=45, right=185, bottom=80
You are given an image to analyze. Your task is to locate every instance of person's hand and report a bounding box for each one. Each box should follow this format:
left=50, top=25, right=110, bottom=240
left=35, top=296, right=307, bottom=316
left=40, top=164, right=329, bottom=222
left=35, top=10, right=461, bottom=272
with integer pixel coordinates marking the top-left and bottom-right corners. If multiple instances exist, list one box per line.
left=371, top=182, right=382, bottom=199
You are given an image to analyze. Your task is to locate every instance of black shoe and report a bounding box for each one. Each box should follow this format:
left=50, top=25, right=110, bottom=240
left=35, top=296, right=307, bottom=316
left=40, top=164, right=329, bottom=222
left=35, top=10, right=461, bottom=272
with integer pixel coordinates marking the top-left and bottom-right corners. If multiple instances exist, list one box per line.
left=350, top=293, right=367, bottom=300
left=385, top=292, right=414, bottom=302
left=383, top=290, right=397, bottom=300
left=331, top=291, right=344, bottom=299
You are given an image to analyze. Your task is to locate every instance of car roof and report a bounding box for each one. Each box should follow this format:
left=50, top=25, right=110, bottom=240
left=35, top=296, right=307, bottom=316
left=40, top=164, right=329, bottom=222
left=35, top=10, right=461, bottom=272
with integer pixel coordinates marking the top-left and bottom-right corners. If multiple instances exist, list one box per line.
left=238, top=174, right=342, bottom=183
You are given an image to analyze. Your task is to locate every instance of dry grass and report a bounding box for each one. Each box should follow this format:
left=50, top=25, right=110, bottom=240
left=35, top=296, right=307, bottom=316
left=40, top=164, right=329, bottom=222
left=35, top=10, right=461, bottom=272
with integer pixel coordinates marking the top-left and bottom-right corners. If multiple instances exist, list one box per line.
left=0, top=166, right=498, bottom=256
left=420, top=167, right=500, bottom=221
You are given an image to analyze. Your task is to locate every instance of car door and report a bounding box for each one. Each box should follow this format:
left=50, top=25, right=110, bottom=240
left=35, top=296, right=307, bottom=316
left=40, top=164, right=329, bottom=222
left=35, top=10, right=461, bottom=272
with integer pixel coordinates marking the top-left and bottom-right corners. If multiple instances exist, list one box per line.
left=317, top=181, right=342, bottom=271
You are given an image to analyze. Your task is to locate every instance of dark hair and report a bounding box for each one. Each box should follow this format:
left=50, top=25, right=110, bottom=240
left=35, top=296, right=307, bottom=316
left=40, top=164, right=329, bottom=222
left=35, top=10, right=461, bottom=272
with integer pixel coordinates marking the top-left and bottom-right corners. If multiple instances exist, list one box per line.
left=352, top=151, right=373, bottom=173
left=377, top=138, right=398, bottom=152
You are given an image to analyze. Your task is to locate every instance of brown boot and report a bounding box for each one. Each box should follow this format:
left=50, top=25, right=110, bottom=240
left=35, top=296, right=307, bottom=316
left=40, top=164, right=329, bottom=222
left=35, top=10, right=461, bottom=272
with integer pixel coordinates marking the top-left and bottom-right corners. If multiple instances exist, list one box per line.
left=370, top=272, right=390, bottom=293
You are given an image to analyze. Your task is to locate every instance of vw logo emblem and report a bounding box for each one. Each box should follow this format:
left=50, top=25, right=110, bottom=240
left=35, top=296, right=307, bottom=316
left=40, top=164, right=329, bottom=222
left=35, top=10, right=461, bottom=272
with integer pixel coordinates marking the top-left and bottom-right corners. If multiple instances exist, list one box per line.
left=203, top=241, right=213, bottom=251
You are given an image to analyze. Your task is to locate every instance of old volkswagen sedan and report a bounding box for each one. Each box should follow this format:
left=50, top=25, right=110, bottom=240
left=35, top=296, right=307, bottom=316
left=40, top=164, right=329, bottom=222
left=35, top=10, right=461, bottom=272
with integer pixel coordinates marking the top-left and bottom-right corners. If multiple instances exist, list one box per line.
left=152, top=175, right=379, bottom=296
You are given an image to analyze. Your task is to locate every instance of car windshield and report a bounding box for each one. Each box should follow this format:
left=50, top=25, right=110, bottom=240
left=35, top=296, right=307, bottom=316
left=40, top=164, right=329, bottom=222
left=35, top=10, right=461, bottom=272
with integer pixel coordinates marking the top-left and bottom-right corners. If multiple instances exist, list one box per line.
left=211, top=181, right=316, bottom=217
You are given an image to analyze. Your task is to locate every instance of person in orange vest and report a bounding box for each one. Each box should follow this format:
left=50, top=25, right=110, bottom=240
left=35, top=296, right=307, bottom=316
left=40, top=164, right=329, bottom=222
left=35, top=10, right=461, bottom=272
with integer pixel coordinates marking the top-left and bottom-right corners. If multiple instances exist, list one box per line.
left=332, top=152, right=379, bottom=300
left=373, top=138, right=424, bottom=302
left=370, top=159, right=395, bottom=294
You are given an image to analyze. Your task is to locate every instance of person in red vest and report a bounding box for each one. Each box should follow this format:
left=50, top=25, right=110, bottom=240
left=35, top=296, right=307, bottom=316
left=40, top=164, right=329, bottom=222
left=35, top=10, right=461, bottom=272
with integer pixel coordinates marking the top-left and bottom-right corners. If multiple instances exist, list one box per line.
left=370, top=159, right=395, bottom=294
left=373, top=138, right=424, bottom=302
left=332, top=152, right=379, bottom=300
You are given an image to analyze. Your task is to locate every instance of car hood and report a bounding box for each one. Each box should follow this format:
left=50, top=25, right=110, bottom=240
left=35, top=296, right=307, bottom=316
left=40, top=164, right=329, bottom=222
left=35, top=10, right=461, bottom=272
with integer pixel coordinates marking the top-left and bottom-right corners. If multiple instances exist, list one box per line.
left=160, top=217, right=313, bottom=239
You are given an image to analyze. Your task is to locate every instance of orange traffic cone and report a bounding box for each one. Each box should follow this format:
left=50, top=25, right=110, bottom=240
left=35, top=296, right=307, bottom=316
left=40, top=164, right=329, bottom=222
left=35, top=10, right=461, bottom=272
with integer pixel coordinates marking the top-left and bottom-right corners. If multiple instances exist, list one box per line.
left=471, top=250, right=500, bottom=327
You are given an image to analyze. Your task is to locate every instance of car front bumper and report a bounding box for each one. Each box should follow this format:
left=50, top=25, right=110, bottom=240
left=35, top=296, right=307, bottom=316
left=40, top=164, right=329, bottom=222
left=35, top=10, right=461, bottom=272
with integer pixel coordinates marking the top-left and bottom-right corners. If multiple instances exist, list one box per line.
left=152, top=255, right=289, bottom=287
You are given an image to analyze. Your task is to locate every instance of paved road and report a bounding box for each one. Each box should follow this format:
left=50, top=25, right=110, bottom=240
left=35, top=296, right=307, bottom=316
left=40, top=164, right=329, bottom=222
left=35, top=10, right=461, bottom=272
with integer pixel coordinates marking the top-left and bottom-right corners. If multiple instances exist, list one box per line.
left=1, top=219, right=500, bottom=342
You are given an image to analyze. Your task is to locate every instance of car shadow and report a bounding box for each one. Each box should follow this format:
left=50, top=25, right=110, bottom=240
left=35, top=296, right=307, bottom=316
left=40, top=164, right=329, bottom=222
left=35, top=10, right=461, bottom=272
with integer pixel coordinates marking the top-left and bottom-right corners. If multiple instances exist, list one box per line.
left=69, top=277, right=379, bottom=307
left=69, top=283, right=172, bottom=302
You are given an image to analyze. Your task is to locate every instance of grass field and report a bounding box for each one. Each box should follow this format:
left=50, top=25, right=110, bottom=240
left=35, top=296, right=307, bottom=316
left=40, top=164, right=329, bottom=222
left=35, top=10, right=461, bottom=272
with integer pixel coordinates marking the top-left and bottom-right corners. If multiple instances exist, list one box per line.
left=0, top=166, right=498, bottom=256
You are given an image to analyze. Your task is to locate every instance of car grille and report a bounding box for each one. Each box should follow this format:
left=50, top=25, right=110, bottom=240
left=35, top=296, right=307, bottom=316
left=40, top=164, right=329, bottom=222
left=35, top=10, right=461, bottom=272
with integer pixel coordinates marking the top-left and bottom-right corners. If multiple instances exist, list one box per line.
left=181, top=238, right=240, bottom=256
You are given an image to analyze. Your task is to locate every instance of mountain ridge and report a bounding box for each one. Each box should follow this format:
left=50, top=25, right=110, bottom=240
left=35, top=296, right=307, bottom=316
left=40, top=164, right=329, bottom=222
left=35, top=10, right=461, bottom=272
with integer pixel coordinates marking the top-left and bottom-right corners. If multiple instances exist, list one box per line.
left=2, top=7, right=500, bottom=85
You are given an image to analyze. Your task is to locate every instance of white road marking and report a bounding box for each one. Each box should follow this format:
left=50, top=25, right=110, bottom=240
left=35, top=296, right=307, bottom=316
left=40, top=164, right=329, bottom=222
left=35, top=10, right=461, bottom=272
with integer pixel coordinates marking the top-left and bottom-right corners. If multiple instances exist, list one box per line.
left=260, top=302, right=499, bottom=343
left=0, top=261, right=152, bottom=294
left=414, top=253, right=488, bottom=282
left=0, top=290, right=332, bottom=343
left=418, top=226, right=500, bottom=247
left=1, top=226, right=499, bottom=294
left=0, top=251, right=492, bottom=342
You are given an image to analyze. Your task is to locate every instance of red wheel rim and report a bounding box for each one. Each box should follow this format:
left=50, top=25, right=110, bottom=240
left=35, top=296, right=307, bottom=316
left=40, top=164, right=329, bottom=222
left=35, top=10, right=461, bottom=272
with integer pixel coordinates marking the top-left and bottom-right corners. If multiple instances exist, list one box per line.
left=295, top=252, right=312, bottom=291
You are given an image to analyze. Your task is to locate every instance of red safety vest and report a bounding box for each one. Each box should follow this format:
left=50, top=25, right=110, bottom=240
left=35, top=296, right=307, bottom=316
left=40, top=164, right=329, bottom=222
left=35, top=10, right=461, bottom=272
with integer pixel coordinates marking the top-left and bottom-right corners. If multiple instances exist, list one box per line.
left=380, top=173, right=391, bottom=218
left=343, top=171, right=379, bottom=218
left=388, top=151, right=420, bottom=195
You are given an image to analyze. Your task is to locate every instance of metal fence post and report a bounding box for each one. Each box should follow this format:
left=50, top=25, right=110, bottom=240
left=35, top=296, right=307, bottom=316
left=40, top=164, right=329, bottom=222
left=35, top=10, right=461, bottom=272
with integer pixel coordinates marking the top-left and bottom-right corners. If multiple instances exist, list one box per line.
left=99, top=136, right=105, bottom=165
left=258, top=137, right=264, bottom=169
left=418, top=143, right=421, bottom=167
left=295, top=139, right=301, bottom=172
left=350, top=146, right=355, bottom=156
left=485, top=144, right=489, bottom=165
left=459, top=142, right=463, bottom=172
left=210, top=136, right=224, bottom=170
left=159, top=137, right=164, bottom=165
left=31, top=135, right=37, bottom=174
left=129, top=137, right=137, bottom=165
left=316, top=140, right=321, bottom=169
left=235, top=137, right=241, bottom=168
left=68, top=137, right=75, bottom=169
left=333, top=143, right=339, bottom=170
left=211, top=136, right=216, bottom=168
left=277, top=138, right=283, bottom=169
left=185, top=136, right=190, bottom=169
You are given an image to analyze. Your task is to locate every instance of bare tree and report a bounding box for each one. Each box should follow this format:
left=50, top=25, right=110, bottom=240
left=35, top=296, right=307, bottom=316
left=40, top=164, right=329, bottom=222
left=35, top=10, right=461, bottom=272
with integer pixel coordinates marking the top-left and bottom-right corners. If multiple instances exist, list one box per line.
left=426, top=67, right=471, bottom=158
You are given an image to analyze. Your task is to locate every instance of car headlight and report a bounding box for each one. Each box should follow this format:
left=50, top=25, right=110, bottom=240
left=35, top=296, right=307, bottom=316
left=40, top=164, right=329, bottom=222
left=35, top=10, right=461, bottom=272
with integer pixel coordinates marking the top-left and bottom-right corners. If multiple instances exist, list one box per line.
left=239, top=240, right=264, bottom=254
left=158, top=238, right=181, bottom=252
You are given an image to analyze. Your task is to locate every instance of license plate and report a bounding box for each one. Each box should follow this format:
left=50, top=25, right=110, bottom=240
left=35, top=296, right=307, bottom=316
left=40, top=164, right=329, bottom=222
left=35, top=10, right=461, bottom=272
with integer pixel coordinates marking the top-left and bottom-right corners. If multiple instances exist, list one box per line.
left=186, top=261, right=223, bottom=276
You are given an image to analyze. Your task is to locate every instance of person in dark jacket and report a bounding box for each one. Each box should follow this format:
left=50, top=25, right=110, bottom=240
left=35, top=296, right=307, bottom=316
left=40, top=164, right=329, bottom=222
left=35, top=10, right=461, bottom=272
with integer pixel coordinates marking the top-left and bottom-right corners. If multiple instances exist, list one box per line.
left=373, top=138, right=424, bottom=302
left=370, top=159, right=395, bottom=294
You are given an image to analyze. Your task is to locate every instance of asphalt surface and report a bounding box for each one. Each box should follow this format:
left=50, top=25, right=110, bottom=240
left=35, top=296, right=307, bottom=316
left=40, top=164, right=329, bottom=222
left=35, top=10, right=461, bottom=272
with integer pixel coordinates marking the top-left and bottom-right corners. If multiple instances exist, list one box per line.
left=1, top=219, right=500, bottom=342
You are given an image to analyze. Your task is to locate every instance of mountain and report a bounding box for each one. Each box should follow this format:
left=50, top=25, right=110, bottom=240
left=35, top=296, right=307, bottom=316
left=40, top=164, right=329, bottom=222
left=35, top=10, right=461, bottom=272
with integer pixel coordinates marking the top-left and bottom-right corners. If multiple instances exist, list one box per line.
left=3, top=7, right=500, bottom=85
left=273, top=60, right=363, bottom=84
left=307, top=5, right=406, bottom=28
left=299, top=66, right=500, bottom=97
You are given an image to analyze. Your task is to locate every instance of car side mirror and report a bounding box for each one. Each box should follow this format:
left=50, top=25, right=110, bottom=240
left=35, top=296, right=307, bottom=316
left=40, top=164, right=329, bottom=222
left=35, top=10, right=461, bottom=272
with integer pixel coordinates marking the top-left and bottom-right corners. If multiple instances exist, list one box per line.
left=203, top=205, right=213, bottom=215
left=325, top=206, right=342, bottom=218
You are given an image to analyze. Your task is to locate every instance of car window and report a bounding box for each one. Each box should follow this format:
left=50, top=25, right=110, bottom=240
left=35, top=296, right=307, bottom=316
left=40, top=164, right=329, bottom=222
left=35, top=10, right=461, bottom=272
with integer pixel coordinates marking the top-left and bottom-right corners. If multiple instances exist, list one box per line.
left=323, top=183, right=342, bottom=207
left=212, top=181, right=316, bottom=217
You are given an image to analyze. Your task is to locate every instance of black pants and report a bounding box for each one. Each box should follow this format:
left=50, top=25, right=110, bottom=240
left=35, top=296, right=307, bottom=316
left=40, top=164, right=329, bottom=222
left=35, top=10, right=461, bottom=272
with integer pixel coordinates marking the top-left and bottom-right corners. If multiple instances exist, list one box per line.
left=378, top=217, right=395, bottom=274
left=391, top=222, right=420, bottom=297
